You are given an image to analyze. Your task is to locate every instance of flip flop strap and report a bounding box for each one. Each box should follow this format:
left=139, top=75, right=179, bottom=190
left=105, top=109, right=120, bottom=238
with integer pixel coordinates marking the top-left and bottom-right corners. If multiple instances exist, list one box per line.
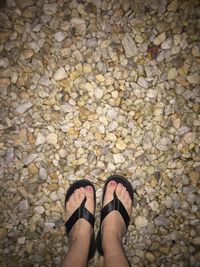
left=65, top=197, right=95, bottom=235
left=100, top=192, right=130, bottom=231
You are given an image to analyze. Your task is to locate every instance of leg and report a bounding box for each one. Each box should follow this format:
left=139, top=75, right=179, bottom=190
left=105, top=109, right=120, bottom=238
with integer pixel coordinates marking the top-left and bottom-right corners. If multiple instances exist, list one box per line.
left=101, top=181, right=132, bottom=267
left=61, top=186, right=95, bottom=267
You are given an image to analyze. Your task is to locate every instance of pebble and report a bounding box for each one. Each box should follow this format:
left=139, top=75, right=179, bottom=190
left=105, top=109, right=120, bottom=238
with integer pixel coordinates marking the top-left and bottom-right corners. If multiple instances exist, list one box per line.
left=183, top=132, right=196, bottom=144
left=19, top=200, right=29, bottom=211
left=0, top=78, right=10, bottom=87
left=4, top=148, right=15, bottom=163
left=168, top=68, right=178, bottom=80
left=135, top=216, right=148, bottom=227
left=17, top=237, right=26, bottom=245
left=46, top=133, right=58, bottom=146
left=153, top=32, right=166, bottom=46
left=155, top=215, right=169, bottom=227
left=0, top=57, right=9, bottom=68
left=54, top=31, right=65, bottom=42
left=43, top=3, right=58, bottom=15
left=137, top=77, right=149, bottom=88
left=156, top=137, right=172, bottom=151
left=15, top=102, right=33, bottom=114
left=39, top=166, right=47, bottom=180
left=94, top=87, right=104, bottom=99
left=113, top=154, right=125, bottom=163
left=187, top=73, right=200, bottom=85
left=53, top=67, right=67, bottom=81
left=34, top=206, right=45, bottom=215
left=122, top=33, right=138, bottom=58
left=146, top=89, right=157, bottom=98
left=35, top=133, right=46, bottom=146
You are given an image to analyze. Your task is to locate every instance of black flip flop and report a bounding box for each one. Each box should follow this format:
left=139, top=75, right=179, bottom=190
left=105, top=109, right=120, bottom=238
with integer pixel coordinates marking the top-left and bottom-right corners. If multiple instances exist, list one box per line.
left=96, top=175, right=134, bottom=256
left=65, top=179, right=96, bottom=260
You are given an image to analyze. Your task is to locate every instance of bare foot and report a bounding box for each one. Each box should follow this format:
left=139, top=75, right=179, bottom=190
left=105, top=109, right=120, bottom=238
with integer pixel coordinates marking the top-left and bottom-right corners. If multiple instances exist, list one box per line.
left=101, top=181, right=132, bottom=246
left=65, top=185, right=95, bottom=243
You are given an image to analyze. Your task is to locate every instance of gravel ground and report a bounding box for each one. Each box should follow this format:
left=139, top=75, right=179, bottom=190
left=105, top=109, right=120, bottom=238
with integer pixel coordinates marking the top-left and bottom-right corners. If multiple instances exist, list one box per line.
left=0, top=0, right=200, bottom=266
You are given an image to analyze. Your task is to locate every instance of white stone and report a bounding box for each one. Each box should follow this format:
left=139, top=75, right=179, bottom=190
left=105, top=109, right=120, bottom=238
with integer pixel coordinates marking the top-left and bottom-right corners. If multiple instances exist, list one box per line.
left=107, top=108, right=118, bottom=120
left=17, top=237, right=25, bottom=245
left=116, top=140, right=127, bottom=150
left=156, top=137, right=172, bottom=151
left=19, top=200, right=29, bottom=211
left=39, top=167, right=47, bottom=180
left=0, top=57, right=9, bottom=68
left=58, top=148, right=67, bottom=158
left=46, top=133, right=58, bottom=146
left=113, top=154, right=125, bottom=163
left=24, top=153, right=37, bottom=165
left=146, top=89, right=157, bottom=98
left=135, top=216, right=148, bottom=227
left=161, top=38, right=172, bottom=49
left=54, top=31, right=65, bottom=42
left=168, top=68, right=178, bottom=80
left=95, top=87, right=104, bottom=99
left=53, top=67, right=67, bottom=81
left=137, top=77, right=149, bottom=88
left=34, top=206, right=45, bottom=215
left=122, top=33, right=138, bottom=58
left=16, top=102, right=33, bottom=114
left=35, top=133, right=45, bottom=146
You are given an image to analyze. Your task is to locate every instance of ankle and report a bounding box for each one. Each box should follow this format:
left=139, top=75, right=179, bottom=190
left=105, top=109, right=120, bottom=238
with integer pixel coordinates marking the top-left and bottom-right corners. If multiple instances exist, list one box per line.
left=102, top=231, right=122, bottom=249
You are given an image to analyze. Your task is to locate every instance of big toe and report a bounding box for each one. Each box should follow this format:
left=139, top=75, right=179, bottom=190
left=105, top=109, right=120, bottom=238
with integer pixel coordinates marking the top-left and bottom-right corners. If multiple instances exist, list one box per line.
left=103, top=180, right=117, bottom=206
left=85, top=185, right=95, bottom=214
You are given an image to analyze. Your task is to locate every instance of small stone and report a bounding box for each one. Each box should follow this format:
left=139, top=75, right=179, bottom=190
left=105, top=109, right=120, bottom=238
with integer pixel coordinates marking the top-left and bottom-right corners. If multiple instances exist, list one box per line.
left=53, top=67, right=67, bottom=81
left=0, top=57, right=9, bottom=68
left=176, top=126, right=190, bottom=136
left=43, top=3, right=58, bottom=15
left=22, top=49, right=34, bottom=59
left=161, top=38, right=172, bottom=49
left=156, top=137, right=172, bottom=151
left=34, top=206, right=45, bottom=215
left=168, top=68, right=178, bottom=80
left=122, top=33, right=138, bottom=58
left=95, top=74, right=105, bottom=82
left=85, top=82, right=94, bottom=92
left=146, top=252, right=156, bottom=262
left=153, top=32, right=166, bottom=46
left=35, top=133, right=45, bottom=146
left=54, top=31, right=65, bottom=42
left=135, top=216, right=148, bottom=227
left=105, top=76, right=114, bottom=86
left=183, top=132, right=196, bottom=144
left=15, top=102, right=33, bottom=114
left=149, top=200, right=159, bottom=211
left=46, top=133, right=58, bottom=146
left=19, top=200, right=29, bottom=211
left=113, top=154, right=125, bottom=163
left=17, top=237, right=26, bottom=245
left=146, top=89, right=157, bottom=98
left=83, top=64, right=92, bottom=73
left=155, top=215, right=169, bottom=227
left=24, top=153, right=37, bottom=165
left=107, top=121, right=118, bottom=131
left=187, top=73, right=200, bottom=85
left=189, top=171, right=199, bottom=185
left=38, top=76, right=50, bottom=87
left=167, top=0, right=178, bottom=11
left=0, top=228, right=7, bottom=240
left=70, top=18, right=86, bottom=36
left=39, top=166, right=47, bottom=180
left=116, top=140, right=126, bottom=150
left=107, top=108, right=118, bottom=120
left=94, top=87, right=104, bottom=99
left=0, top=78, right=10, bottom=87
left=192, top=237, right=200, bottom=246
left=58, top=148, right=67, bottom=158
left=4, top=148, right=15, bottom=163
left=137, top=77, right=149, bottom=88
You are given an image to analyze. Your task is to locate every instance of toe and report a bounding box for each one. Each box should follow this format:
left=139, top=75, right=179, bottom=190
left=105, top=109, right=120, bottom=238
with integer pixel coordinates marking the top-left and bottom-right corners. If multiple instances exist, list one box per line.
left=85, top=185, right=95, bottom=214
left=103, top=180, right=117, bottom=206
left=116, top=183, right=123, bottom=198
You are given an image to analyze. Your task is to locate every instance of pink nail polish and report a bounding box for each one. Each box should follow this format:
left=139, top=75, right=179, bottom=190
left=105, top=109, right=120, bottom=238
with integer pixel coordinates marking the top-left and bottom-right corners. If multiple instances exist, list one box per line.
left=111, top=181, right=116, bottom=186
left=86, top=186, right=92, bottom=191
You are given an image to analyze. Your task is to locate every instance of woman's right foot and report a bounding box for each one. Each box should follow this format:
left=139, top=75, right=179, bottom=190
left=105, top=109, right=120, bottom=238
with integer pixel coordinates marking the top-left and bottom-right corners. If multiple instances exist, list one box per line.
left=101, top=180, right=133, bottom=247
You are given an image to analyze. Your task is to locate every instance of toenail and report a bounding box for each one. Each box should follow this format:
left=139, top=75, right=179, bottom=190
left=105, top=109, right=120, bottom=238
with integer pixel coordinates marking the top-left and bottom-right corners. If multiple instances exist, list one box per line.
left=86, top=185, right=92, bottom=191
left=110, top=181, right=116, bottom=186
